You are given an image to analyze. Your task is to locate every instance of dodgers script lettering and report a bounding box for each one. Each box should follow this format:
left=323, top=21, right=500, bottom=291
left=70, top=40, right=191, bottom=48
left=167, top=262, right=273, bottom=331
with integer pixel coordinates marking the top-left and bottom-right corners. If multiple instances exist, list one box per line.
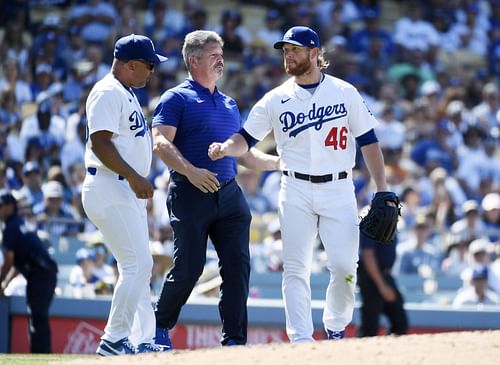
left=279, top=102, right=347, bottom=138
left=129, top=110, right=147, bottom=137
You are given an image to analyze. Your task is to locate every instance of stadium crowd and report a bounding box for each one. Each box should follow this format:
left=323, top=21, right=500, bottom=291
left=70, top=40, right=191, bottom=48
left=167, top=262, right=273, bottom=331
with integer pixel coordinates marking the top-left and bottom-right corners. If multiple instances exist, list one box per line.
left=0, top=0, right=499, bottom=306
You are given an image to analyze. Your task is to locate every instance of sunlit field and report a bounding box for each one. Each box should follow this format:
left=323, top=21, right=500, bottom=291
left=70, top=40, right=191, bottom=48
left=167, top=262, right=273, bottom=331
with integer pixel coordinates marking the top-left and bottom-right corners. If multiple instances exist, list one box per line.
left=0, top=354, right=89, bottom=365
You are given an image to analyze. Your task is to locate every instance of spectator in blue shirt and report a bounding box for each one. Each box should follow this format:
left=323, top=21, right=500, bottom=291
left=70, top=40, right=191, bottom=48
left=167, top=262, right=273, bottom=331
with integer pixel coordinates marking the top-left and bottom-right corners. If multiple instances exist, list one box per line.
left=0, top=88, right=22, bottom=127
left=397, top=214, right=441, bottom=275
left=33, top=180, right=80, bottom=237
left=17, top=161, right=44, bottom=208
left=179, top=7, right=210, bottom=39
left=410, top=119, right=458, bottom=173
left=151, top=30, right=279, bottom=348
left=349, top=9, right=394, bottom=56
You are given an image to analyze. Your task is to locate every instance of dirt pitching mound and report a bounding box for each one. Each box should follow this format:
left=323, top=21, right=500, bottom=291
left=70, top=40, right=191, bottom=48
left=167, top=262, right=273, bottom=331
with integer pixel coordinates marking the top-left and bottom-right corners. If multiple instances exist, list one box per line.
left=55, top=330, right=500, bottom=365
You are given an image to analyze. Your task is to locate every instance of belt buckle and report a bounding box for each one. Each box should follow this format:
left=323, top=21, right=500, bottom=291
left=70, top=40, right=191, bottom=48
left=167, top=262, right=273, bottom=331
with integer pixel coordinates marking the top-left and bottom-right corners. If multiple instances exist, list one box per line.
left=338, top=171, right=347, bottom=180
left=311, top=174, right=332, bottom=183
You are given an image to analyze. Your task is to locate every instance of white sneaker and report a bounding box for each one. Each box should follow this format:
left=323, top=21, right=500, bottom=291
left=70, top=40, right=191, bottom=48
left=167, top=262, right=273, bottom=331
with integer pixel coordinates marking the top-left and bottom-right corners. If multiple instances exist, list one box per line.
left=96, top=337, right=136, bottom=356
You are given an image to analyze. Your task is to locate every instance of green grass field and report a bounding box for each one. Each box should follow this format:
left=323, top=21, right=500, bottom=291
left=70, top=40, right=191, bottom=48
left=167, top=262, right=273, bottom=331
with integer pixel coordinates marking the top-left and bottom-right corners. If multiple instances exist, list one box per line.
left=0, top=354, right=89, bottom=365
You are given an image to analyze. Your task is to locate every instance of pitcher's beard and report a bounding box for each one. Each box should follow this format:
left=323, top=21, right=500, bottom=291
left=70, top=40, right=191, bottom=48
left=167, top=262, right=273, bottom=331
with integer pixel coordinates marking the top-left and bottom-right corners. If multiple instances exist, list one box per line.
left=285, top=58, right=312, bottom=76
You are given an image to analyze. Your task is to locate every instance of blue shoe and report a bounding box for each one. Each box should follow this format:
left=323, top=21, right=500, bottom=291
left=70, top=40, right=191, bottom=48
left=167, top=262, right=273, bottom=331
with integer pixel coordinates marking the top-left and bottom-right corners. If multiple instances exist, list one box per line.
left=155, top=327, right=173, bottom=349
left=96, top=337, right=136, bottom=356
left=326, top=329, right=345, bottom=340
left=225, top=339, right=240, bottom=346
left=136, top=342, right=172, bottom=353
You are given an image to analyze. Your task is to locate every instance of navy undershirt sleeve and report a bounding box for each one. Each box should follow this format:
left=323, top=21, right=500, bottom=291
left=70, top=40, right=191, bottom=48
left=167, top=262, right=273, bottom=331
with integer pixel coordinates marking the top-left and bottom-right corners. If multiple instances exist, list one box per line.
left=356, top=129, right=378, bottom=147
left=238, top=128, right=258, bottom=149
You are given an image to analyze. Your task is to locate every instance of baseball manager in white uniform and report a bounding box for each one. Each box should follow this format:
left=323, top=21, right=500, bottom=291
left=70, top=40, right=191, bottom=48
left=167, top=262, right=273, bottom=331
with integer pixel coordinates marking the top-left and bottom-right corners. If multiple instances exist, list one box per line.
left=82, top=34, right=168, bottom=355
left=209, top=26, right=390, bottom=343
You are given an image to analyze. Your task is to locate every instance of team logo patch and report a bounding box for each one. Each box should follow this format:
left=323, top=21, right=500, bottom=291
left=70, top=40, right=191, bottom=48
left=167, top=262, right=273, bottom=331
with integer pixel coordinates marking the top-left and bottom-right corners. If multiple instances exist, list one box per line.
left=129, top=110, right=147, bottom=137
left=279, top=102, right=347, bottom=137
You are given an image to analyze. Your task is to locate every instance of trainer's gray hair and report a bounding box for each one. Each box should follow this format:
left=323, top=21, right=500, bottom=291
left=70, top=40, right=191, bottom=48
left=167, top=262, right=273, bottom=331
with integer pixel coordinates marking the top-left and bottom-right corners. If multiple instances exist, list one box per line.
left=182, top=30, right=224, bottom=72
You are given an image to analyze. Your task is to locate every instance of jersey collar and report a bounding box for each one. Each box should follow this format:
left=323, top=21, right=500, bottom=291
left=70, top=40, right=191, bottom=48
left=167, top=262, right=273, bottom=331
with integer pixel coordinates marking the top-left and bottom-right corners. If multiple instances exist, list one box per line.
left=293, top=73, right=325, bottom=100
left=111, top=73, right=135, bottom=97
left=185, top=78, right=221, bottom=97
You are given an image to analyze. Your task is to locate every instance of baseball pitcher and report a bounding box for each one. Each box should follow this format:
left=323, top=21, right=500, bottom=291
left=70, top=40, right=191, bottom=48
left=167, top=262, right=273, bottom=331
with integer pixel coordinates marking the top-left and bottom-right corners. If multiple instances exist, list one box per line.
left=209, top=26, right=397, bottom=343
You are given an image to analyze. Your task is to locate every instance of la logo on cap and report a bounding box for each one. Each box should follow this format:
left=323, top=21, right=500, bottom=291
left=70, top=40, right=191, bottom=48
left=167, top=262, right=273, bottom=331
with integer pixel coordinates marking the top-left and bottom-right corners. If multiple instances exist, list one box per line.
left=273, top=26, right=320, bottom=49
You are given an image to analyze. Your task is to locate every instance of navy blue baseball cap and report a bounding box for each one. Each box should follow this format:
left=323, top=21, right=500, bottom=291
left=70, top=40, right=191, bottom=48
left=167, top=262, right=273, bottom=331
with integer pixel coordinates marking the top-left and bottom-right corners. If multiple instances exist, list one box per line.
left=0, top=189, right=17, bottom=206
left=273, top=26, right=320, bottom=49
left=114, top=34, right=168, bottom=64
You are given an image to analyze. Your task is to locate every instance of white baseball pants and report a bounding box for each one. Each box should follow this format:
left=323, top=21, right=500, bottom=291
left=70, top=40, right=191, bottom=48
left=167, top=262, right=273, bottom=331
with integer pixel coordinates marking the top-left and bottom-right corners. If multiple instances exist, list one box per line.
left=279, top=174, right=359, bottom=343
left=82, top=172, right=155, bottom=345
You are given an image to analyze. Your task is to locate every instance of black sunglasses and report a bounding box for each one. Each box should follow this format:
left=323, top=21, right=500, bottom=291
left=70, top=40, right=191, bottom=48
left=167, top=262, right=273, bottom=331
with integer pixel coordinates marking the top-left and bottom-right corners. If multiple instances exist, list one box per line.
left=136, top=59, right=154, bottom=71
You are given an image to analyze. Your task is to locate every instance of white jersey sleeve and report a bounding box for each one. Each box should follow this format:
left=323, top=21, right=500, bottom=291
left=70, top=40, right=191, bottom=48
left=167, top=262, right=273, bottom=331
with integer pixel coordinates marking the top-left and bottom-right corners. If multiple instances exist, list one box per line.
left=346, top=86, right=378, bottom=138
left=86, top=87, right=121, bottom=135
left=243, top=91, right=274, bottom=141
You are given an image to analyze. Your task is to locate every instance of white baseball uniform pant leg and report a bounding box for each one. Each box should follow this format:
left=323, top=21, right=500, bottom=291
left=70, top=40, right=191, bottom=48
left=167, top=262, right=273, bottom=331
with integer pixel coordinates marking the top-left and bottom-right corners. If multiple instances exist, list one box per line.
left=129, top=284, right=156, bottom=345
left=82, top=174, right=154, bottom=344
left=315, top=182, right=359, bottom=333
left=279, top=176, right=318, bottom=343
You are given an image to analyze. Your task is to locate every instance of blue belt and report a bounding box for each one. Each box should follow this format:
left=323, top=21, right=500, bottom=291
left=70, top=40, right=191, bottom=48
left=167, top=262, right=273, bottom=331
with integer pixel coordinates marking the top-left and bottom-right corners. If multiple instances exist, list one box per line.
left=87, top=167, right=125, bottom=180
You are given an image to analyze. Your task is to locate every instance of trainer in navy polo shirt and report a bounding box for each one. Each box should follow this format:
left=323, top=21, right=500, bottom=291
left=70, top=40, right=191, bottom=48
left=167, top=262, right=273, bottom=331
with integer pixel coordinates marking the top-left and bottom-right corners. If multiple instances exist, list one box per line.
left=152, top=78, right=241, bottom=183
left=151, top=31, right=255, bottom=348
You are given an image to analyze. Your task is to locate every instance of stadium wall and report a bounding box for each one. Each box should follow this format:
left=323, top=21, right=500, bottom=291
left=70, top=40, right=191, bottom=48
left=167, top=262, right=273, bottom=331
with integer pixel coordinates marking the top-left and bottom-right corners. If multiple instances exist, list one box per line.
left=2, top=296, right=500, bottom=353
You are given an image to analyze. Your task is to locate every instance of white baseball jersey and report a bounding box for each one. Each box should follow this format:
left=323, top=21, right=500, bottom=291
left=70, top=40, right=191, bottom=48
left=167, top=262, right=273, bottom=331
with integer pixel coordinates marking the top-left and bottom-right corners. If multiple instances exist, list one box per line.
left=243, top=74, right=378, bottom=174
left=85, top=73, right=152, bottom=177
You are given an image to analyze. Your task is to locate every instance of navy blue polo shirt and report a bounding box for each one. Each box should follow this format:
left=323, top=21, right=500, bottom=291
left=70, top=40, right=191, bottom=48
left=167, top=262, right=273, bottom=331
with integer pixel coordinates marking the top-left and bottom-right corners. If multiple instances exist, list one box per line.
left=2, top=213, right=53, bottom=277
left=360, top=235, right=397, bottom=270
left=152, top=79, right=241, bottom=183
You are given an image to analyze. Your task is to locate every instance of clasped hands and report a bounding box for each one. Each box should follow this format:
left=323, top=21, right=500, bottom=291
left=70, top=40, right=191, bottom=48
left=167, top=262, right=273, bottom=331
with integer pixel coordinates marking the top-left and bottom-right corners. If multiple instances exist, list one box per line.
left=207, top=142, right=227, bottom=161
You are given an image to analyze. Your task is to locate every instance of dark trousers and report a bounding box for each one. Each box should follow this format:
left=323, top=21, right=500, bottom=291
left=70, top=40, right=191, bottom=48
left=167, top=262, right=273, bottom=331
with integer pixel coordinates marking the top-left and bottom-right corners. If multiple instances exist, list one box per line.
left=155, top=176, right=251, bottom=345
left=26, top=265, right=57, bottom=353
left=357, top=267, right=408, bottom=337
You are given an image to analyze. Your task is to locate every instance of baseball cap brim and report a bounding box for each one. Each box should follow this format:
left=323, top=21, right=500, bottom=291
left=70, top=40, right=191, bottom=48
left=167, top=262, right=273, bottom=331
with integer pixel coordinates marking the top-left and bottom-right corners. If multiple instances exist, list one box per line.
left=119, top=52, right=168, bottom=64
left=151, top=54, right=169, bottom=64
left=273, top=40, right=317, bottom=49
left=135, top=53, right=168, bottom=64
